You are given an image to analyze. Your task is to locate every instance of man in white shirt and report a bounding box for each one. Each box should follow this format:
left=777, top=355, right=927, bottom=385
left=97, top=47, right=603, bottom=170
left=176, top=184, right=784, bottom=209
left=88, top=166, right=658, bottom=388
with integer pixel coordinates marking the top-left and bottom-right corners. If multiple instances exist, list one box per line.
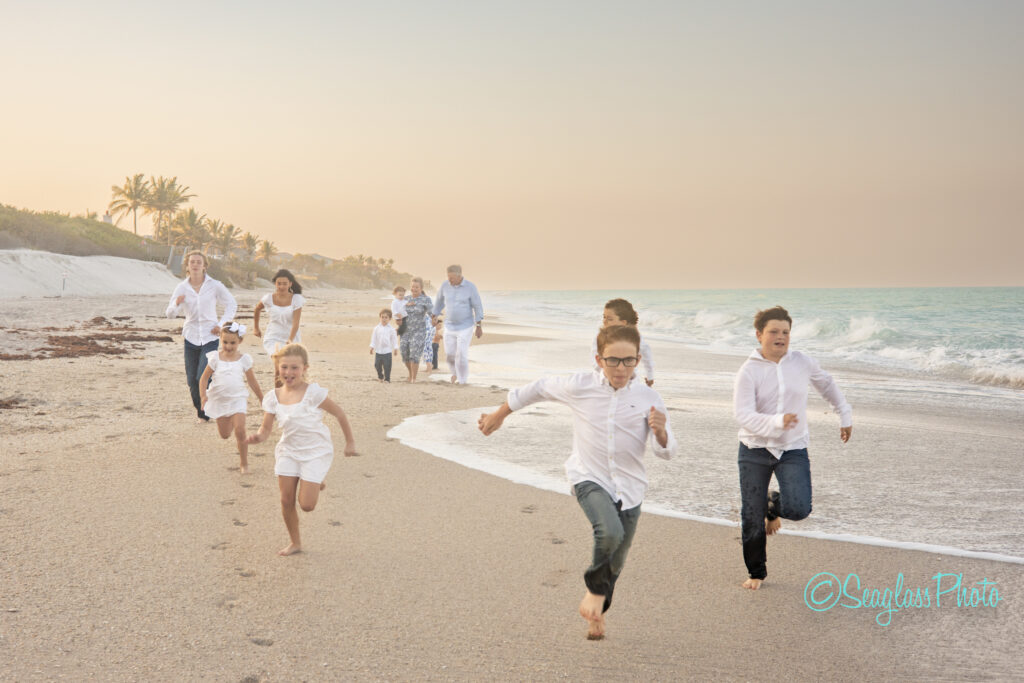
left=431, top=264, right=483, bottom=384
left=733, top=306, right=852, bottom=590
left=479, top=325, right=677, bottom=640
left=165, top=251, right=238, bottom=421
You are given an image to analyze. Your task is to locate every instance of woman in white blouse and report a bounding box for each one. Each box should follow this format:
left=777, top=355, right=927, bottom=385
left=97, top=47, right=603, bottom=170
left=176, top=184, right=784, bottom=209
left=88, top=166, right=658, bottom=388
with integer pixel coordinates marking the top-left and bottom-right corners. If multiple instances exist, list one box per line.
left=253, top=269, right=305, bottom=380
left=165, top=251, right=238, bottom=421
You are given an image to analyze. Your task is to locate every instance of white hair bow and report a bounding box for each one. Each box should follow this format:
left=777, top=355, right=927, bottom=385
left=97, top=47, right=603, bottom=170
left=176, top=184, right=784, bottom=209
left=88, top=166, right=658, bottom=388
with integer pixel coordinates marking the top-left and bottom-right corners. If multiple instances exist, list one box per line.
left=227, top=321, right=247, bottom=336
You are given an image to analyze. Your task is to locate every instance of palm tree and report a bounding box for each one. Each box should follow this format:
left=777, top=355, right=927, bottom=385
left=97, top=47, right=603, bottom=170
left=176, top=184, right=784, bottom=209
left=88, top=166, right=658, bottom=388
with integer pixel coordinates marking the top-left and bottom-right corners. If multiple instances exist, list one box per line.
left=210, top=221, right=242, bottom=258
left=242, top=232, right=259, bottom=260
left=259, top=239, right=278, bottom=266
left=169, top=207, right=209, bottom=249
left=108, top=174, right=150, bottom=235
left=145, top=176, right=196, bottom=244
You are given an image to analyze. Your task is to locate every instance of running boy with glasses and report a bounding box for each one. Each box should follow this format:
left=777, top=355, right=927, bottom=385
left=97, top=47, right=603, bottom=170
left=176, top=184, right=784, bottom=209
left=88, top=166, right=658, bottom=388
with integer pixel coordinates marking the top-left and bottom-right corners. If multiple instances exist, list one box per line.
left=478, top=324, right=677, bottom=640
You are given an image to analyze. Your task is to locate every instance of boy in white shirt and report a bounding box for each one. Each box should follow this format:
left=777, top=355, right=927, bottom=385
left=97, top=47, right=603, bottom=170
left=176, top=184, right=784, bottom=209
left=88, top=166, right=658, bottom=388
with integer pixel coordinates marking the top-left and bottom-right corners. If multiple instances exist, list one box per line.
left=479, top=325, right=677, bottom=640
left=733, top=306, right=852, bottom=590
left=369, top=309, right=399, bottom=382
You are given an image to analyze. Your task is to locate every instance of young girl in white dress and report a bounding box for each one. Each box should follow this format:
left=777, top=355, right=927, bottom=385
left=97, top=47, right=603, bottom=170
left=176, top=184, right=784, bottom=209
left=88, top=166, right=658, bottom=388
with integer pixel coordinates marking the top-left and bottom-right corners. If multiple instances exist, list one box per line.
left=253, top=269, right=305, bottom=384
left=199, top=322, right=264, bottom=474
left=247, top=343, right=357, bottom=556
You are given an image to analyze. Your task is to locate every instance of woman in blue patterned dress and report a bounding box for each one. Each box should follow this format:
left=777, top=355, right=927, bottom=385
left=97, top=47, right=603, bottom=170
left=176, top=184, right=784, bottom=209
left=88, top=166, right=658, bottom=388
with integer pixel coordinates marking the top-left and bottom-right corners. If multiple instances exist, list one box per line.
left=399, top=277, right=433, bottom=383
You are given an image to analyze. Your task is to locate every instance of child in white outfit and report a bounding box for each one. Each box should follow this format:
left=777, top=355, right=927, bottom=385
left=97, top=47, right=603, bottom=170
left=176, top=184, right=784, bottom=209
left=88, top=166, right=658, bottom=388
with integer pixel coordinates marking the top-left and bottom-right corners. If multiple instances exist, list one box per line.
left=247, top=343, right=357, bottom=556
left=199, top=322, right=264, bottom=474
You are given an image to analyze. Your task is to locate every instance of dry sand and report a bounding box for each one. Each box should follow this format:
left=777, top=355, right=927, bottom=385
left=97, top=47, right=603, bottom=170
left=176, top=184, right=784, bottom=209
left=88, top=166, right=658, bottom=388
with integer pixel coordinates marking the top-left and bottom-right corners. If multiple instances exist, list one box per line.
left=1, top=289, right=1022, bottom=681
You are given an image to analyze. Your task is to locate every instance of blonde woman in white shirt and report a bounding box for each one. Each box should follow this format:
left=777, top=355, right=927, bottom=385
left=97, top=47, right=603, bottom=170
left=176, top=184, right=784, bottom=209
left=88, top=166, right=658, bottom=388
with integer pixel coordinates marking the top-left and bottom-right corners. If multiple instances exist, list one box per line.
left=165, top=251, right=238, bottom=422
left=479, top=324, right=677, bottom=640
left=733, top=306, right=852, bottom=591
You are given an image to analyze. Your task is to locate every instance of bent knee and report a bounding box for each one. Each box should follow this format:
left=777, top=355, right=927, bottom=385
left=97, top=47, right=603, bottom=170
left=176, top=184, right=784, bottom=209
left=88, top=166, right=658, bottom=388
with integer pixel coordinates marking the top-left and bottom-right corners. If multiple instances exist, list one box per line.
left=299, top=501, right=317, bottom=513
left=785, top=502, right=812, bottom=521
left=595, top=530, right=625, bottom=555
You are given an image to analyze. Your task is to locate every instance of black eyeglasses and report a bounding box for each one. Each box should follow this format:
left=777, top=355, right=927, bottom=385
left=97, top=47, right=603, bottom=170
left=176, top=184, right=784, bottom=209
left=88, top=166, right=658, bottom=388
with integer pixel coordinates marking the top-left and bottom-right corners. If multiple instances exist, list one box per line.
left=601, top=356, right=639, bottom=368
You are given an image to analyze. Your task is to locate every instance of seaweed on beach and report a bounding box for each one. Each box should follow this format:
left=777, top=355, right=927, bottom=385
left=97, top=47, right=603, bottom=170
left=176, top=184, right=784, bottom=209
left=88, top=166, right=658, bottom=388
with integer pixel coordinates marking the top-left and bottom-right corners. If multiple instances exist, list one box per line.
left=0, top=328, right=173, bottom=361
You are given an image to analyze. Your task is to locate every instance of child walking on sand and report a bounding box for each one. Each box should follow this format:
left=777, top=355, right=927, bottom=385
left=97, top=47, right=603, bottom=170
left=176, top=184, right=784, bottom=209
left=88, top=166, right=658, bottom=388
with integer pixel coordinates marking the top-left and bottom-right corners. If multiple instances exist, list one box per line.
left=247, top=344, right=357, bottom=556
left=479, top=325, right=677, bottom=640
left=370, top=309, right=399, bottom=382
left=590, top=298, right=656, bottom=386
left=199, top=322, right=263, bottom=474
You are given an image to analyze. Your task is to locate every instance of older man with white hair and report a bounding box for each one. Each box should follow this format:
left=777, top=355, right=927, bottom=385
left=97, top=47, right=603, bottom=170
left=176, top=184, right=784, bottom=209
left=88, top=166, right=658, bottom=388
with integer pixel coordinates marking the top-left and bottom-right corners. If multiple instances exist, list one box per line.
left=431, top=264, right=484, bottom=384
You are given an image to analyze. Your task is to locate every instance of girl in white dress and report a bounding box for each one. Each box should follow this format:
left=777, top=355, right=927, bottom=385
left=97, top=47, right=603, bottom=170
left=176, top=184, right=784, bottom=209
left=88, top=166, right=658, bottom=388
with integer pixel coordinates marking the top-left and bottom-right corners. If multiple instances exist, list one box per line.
left=199, top=322, right=264, bottom=473
left=247, top=343, right=357, bottom=556
left=253, top=270, right=305, bottom=383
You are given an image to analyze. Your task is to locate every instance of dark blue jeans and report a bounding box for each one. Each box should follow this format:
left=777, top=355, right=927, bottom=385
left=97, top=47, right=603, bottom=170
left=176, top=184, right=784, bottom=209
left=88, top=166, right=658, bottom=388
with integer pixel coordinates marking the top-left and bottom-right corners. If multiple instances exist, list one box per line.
left=738, top=443, right=812, bottom=580
left=184, top=339, right=219, bottom=419
left=374, top=352, right=393, bottom=381
left=573, top=480, right=641, bottom=613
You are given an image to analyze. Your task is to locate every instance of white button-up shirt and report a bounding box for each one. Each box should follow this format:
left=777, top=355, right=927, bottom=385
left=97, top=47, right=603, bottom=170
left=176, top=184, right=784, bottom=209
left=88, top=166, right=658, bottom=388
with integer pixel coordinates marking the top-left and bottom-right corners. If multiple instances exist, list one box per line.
left=165, top=275, right=238, bottom=346
left=734, top=349, right=853, bottom=458
left=507, top=370, right=677, bottom=510
left=370, top=323, right=399, bottom=354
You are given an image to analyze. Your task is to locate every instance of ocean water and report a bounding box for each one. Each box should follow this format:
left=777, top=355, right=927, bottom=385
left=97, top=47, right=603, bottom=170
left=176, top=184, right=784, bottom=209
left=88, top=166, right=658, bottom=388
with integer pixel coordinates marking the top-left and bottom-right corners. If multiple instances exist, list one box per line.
left=392, top=287, right=1024, bottom=562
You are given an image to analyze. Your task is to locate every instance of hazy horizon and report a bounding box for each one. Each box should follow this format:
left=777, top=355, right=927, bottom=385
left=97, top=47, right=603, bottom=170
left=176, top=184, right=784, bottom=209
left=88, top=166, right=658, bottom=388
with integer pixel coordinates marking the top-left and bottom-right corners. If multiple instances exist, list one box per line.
left=2, top=1, right=1021, bottom=291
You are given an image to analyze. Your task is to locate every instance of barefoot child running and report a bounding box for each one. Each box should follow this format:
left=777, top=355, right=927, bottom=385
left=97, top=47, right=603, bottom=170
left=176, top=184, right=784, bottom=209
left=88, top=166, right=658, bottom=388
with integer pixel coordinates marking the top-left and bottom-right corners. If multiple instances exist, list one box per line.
left=199, top=322, right=263, bottom=474
left=246, top=344, right=357, bottom=556
left=479, top=324, right=677, bottom=640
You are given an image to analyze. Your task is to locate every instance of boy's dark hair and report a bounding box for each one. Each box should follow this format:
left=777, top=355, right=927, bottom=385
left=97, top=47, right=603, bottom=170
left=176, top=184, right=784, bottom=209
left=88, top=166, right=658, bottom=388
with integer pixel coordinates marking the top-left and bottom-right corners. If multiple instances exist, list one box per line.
left=393, top=285, right=406, bottom=294
left=596, top=324, right=641, bottom=355
left=604, top=298, right=639, bottom=326
left=754, top=306, right=792, bottom=332
left=272, top=269, right=303, bottom=294
left=379, top=309, right=392, bottom=318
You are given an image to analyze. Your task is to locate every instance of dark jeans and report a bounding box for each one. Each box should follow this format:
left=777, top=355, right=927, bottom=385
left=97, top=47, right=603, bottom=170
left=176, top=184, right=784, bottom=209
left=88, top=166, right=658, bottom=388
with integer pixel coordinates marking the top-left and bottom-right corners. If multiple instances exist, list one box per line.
left=573, top=480, right=641, bottom=613
left=738, top=443, right=812, bottom=580
left=184, top=339, right=219, bottom=419
left=374, top=352, right=393, bottom=381
left=431, top=342, right=439, bottom=369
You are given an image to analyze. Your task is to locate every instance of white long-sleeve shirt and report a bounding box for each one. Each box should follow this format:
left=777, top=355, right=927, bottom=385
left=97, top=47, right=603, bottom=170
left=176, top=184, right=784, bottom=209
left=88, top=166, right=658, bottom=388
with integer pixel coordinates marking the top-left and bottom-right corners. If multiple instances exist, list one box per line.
left=370, top=323, right=399, bottom=354
left=590, top=332, right=655, bottom=382
left=734, top=349, right=852, bottom=458
left=165, top=275, right=238, bottom=346
left=508, top=370, right=677, bottom=510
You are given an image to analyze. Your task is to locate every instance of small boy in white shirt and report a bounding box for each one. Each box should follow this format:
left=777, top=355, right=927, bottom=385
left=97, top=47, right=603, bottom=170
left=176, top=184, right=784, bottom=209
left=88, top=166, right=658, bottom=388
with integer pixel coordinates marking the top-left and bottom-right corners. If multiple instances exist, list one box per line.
left=370, top=309, right=399, bottom=382
left=479, top=324, right=677, bottom=640
left=391, top=286, right=408, bottom=336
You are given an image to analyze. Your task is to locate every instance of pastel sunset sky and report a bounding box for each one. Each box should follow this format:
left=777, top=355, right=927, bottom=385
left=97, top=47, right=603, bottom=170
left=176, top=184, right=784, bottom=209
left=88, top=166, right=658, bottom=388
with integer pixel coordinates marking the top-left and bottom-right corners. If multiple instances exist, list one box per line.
left=2, top=1, right=1021, bottom=290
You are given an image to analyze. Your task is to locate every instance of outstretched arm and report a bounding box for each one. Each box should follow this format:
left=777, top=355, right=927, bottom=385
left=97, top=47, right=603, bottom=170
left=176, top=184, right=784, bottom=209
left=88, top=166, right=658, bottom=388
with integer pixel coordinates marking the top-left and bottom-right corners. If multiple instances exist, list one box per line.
left=288, top=308, right=302, bottom=343
left=478, top=402, right=513, bottom=436
left=320, top=397, right=357, bottom=456
left=244, top=368, right=264, bottom=403
left=246, top=413, right=275, bottom=444
left=252, top=302, right=264, bottom=337
left=199, top=365, right=213, bottom=409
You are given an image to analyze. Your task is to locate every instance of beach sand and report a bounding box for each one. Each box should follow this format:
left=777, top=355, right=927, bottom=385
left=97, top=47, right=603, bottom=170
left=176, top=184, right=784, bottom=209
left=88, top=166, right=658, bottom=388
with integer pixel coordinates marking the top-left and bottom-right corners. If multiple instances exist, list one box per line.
left=2, top=289, right=1022, bottom=681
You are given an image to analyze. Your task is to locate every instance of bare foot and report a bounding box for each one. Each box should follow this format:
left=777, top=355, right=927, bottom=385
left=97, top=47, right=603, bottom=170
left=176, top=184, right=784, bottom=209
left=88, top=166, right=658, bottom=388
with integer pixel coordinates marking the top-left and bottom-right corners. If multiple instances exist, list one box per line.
left=742, top=578, right=764, bottom=590
left=239, top=465, right=249, bottom=475
left=766, top=517, right=781, bottom=535
left=278, top=543, right=302, bottom=557
left=586, top=614, right=606, bottom=640
left=450, top=375, right=457, bottom=384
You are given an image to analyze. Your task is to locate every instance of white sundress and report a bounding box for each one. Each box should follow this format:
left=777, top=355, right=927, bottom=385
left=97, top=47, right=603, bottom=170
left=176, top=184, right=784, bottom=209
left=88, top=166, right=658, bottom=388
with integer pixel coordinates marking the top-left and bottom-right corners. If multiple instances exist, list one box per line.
left=204, top=352, right=254, bottom=418
left=261, top=292, right=305, bottom=357
left=262, top=383, right=333, bottom=463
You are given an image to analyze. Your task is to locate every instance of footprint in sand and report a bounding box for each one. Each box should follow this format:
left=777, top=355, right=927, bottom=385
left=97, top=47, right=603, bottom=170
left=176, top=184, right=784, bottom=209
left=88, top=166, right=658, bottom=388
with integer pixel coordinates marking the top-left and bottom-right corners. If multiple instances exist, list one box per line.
left=210, top=541, right=229, bottom=550
left=232, top=519, right=248, bottom=527
left=218, top=594, right=240, bottom=609
left=542, top=569, right=569, bottom=588
left=548, top=534, right=566, bottom=545
left=249, top=637, right=273, bottom=646
left=240, top=483, right=254, bottom=488
left=235, top=568, right=256, bottom=578
left=521, top=504, right=538, bottom=514
left=328, top=520, right=341, bottom=527
left=220, top=499, right=236, bottom=506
